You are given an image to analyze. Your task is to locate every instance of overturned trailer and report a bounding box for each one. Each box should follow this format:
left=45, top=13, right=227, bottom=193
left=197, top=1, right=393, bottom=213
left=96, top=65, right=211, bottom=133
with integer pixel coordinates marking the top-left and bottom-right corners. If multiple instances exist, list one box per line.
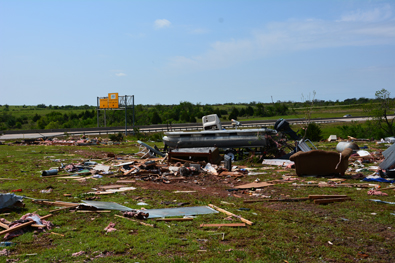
left=162, top=114, right=308, bottom=160
left=163, top=128, right=277, bottom=149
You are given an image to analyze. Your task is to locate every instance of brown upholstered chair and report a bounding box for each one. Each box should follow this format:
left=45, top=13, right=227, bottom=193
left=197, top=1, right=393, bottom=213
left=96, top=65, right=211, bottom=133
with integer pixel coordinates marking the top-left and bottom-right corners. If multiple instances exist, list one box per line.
left=289, top=148, right=353, bottom=176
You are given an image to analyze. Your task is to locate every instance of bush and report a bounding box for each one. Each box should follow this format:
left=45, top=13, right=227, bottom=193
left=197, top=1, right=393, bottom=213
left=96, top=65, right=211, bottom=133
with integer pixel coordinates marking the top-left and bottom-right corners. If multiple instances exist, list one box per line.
left=337, top=121, right=384, bottom=140
left=109, top=132, right=124, bottom=142
left=298, top=122, right=322, bottom=141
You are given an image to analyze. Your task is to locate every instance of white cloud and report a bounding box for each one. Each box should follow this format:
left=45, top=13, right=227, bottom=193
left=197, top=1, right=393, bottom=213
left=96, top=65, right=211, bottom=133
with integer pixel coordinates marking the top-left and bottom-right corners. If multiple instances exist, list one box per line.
left=115, top=73, right=126, bottom=77
left=154, top=19, right=171, bottom=29
left=166, top=6, right=395, bottom=72
left=338, top=5, right=392, bottom=22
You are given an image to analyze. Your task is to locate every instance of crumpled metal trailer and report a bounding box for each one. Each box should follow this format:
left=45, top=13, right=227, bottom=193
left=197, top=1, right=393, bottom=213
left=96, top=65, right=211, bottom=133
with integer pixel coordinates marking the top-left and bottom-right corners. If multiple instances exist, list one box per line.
left=162, top=128, right=277, bottom=149
left=162, top=114, right=295, bottom=160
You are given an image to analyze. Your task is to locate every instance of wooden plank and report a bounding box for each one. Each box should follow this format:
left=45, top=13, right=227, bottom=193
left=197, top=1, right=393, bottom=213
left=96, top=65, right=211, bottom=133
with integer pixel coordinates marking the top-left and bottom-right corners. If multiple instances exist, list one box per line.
left=268, top=197, right=310, bottom=202
left=165, top=176, right=186, bottom=180
left=0, top=214, right=52, bottom=236
left=309, top=195, right=348, bottom=200
left=156, top=218, right=193, bottom=222
left=114, top=215, right=156, bottom=228
left=123, top=168, right=136, bottom=176
left=314, top=197, right=352, bottom=204
left=99, top=185, right=129, bottom=190
left=234, top=182, right=274, bottom=189
left=219, top=172, right=244, bottom=177
left=243, top=200, right=266, bottom=203
left=200, top=223, right=246, bottom=227
left=0, top=222, right=9, bottom=229
left=51, top=232, right=65, bottom=237
left=32, top=200, right=79, bottom=207
left=76, top=210, right=111, bottom=213
left=50, top=205, right=79, bottom=213
left=208, top=204, right=254, bottom=226
left=31, top=224, right=46, bottom=228
left=116, top=180, right=136, bottom=184
left=381, top=187, right=395, bottom=191
left=91, top=191, right=115, bottom=195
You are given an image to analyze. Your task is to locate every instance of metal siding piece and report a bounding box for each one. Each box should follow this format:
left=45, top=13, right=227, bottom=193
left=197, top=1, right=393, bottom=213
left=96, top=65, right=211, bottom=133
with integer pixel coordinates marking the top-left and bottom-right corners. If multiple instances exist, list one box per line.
left=81, top=201, right=133, bottom=211
left=144, top=206, right=218, bottom=218
left=0, top=194, right=24, bottom=210
left=382, top=143, right=395, bottom=158
left=380, top=143, right=395, bottom=170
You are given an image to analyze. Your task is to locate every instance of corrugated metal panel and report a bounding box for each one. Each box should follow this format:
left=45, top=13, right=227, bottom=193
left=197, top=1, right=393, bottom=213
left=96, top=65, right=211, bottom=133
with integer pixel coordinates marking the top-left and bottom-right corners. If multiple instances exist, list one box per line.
left=382, top=143, right=395, bottom=158
left=380, top=143, right=395, bottom=170
left=81, top=201, right=133, bottom=211
left=144, top=206, right=218, bottom=218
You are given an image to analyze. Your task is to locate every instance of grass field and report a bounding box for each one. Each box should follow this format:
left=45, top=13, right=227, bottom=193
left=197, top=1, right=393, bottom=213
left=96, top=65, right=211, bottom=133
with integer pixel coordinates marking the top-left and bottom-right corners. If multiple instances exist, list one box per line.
left=0, top=105, right=90, bottom=118
left=0, top=137, right=394, bottom=262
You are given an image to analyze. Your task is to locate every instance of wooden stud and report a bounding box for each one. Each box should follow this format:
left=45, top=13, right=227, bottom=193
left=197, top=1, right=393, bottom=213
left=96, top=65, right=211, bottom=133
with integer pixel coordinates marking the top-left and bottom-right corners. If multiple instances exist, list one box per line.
left=0, top=214, right=52, bottom=236
left=208, top=204, right=254, bottom=225
left=156, top=218, right=193, bottom=221
left=200, top=223, right=246, bottom=227
left=114, top=215, right=156, bottom=228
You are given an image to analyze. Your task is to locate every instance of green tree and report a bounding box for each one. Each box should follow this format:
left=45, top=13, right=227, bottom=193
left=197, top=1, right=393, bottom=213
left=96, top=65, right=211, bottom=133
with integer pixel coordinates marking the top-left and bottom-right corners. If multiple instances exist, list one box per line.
left=298, top=122, right=322, bottom=141
left=246, top=106, right=254, bottom=116
left=255, top=103, right=265, bottom=116
left=151, top=111, right=162, bottom=124
left=365, top=89, right=395, bottom=137
left=189, top=115, right=196, bottom=123
left=228, top=108, right=239, bottom=120
left=239, top=108, right=246, bottom=117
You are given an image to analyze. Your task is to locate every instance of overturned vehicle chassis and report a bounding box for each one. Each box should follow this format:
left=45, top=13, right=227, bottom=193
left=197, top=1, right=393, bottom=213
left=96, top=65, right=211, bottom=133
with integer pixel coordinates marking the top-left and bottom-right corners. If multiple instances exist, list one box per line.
left=160, top=118, right=310, bottom=161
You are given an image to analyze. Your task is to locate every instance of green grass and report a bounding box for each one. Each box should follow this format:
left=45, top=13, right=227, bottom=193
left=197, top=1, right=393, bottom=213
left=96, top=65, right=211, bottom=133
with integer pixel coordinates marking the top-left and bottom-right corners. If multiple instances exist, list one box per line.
left=0, top=139, right=394, bottom=262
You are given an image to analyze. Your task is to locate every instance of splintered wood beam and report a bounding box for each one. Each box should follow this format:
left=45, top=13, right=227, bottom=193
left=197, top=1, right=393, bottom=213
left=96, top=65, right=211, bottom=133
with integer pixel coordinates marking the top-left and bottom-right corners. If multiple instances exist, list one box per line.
left=200, top=223, right=246, bottom=227
left=314, top=197, right=352, bottom=204
left=156, top=218, right=193, bottom=222
left=381, top=187, right=395, bottom=191
left=76, top=210, right=111, bottom=213
left=32, top=200, right=79, bottom=207
left=0, top=214, right=52, bottom=236
left=243, top=200, right=266, bottom=203
left=114, top=215, right=156, bottom=228
left=0, top=222, right=10, bottom=229
left=208, top=204, right=253, bottom=226
left=31, top=224, right=46, bottom=228
left=308, top=195, right=348, bottom=199
left=50, top=205, right=79, bottom=213
left=268, top=197, right=310, bottom=202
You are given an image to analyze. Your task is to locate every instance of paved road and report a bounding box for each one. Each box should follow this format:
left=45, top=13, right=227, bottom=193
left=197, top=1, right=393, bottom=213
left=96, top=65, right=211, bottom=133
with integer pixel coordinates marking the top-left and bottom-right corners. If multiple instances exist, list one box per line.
left=0, top=116, right=392, bottom=141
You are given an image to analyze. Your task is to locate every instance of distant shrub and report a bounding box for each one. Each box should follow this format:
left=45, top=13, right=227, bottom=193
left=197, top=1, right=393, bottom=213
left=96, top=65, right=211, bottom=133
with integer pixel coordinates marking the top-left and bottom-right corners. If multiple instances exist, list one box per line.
left=109, top=132, right=124, bottom=142
left=337, top=121, right=384, bottom=140
left=298, top=122, right=322, bottom=141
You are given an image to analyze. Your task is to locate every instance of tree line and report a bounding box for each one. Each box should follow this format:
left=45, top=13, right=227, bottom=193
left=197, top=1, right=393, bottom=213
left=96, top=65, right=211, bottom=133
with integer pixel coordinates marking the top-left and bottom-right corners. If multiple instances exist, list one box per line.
left=0, top=91, right=394, bottom=139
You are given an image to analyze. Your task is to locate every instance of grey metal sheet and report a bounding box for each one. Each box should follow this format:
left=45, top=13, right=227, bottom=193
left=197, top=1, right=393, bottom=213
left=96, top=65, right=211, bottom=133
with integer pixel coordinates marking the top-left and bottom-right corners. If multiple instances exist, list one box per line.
left=297, top=142, right=312, bottom=152
left=382, top=143, right=395, bottom=158
left=0, top=193, right=23, bottom=209
left=144, top=206, right=219, bottom=218
left=380, top=143, right=395, bottom=170
left=81, top=201, right=133, bottom=211
left=171, top=147, right=216, bottom=153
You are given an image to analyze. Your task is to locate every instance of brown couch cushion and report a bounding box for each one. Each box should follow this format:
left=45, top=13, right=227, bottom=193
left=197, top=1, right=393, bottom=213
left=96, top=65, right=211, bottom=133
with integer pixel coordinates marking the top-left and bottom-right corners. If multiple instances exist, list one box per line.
left=290, top=148, right=352, bottom=176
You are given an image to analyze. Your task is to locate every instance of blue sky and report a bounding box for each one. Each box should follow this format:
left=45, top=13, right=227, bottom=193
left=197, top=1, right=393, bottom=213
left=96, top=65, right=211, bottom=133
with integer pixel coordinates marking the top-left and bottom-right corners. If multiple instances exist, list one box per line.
left=0, top=0, right=394, bottom=106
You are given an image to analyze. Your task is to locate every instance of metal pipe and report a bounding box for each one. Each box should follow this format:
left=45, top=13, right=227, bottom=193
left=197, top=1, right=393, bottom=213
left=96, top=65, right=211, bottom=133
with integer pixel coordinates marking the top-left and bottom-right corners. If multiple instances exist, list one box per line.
left=125, top=95, right=127, bottom=136
left=132, top=95, right=135, bottom=135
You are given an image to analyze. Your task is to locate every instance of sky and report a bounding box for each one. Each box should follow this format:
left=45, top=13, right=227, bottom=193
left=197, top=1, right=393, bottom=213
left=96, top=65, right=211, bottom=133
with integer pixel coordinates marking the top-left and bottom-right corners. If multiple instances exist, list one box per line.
left=0, top=0, right=394, bottom=106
